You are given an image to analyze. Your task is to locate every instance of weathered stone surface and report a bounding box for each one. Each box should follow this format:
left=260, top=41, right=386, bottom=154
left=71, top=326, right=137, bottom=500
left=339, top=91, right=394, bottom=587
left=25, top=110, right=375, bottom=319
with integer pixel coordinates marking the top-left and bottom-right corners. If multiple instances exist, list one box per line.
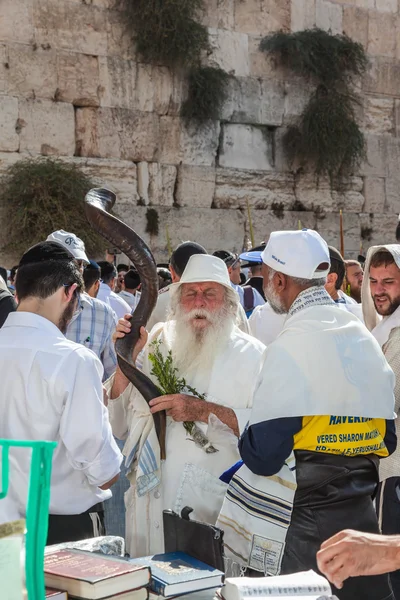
left=248, top=36, right=281, bottom=79
left=342, top=7, right=368, bottom=48
left=283, top=81, right=313, bottom=123
left=33, top=1, right=107, bottom=55
left=214, top=168, right=295, bottom=209
left=234, top=0, right=290, bottom=35
left=66, top=156, right=138, bottom=204
left=175, top=165, right=216, bottom=208
left=75, top=107, right=160, bottom=162
left=359, top=134, right=388, bottom=177
left=291, top=0, right=315, bottom=32
left=0, top=97, right=19, bottom=152
left=386, top=137, right=400, bottom=181
left=222, top=77, right=284, bottom=126
left=159, top=118, right=220, bottom=166
left=364, top=59, right=400, bottom=97
left=331, top=191, right=365, bottom=212
left=317, top=212, right=361, bottom=256
left=362, top=177, right=386, bottom=212
left=201, top=0, right=235, bottom=29
left=294, top=175, right=364, bottom=212
left=355, top=0, right=374, bottom=9
left=148, top=163, right=177, bottom=207
left=375, top=0, right=398, bottom=13
left=219, top=124, right=273, bottom=170
left=7, top=44, right=57, bottom=99
left=113, top=206, right=246, bottom=259
left=57, top=52, right=99, bottom=107
left=315, top=0, right=342, bottom=35
left=385, top=178, right=400, bottom=213
left=106, top=10, right=136, bottom=60
left=0, top=0, right=34, bottom=43
left=19, top=99, right=75, bottom=155
left=0, top=45, right=8, bottom=93
left=395, top=100, right=400, bottom=137
left=368, top=13, right=396, bottom=58
left=98, top=56, right=136, bottom=109
left=207, top=29, right=250, bottom=77
left=360, top=213, right=398, bottom=248
left=363, top=97, right=394, bottom=134
left=137, top=162, right=149, bottom=205
left=135, top=64, right=173, bottom=115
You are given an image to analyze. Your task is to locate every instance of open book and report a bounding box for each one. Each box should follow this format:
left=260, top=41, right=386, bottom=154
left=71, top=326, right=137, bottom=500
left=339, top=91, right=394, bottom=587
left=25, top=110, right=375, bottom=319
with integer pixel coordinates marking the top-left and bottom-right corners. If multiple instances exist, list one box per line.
left=222, top=570, right=333, bottom=599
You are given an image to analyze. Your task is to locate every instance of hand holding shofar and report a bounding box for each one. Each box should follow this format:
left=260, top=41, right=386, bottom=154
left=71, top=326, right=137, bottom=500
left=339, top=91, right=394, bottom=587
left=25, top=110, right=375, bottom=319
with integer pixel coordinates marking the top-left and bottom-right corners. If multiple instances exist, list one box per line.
left=84, top=188, right=167, bottom=459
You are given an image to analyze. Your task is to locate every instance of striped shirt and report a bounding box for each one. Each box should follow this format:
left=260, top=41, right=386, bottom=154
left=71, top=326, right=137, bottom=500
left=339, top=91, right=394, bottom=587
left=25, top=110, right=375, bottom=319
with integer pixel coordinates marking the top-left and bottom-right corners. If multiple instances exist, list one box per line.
left=66, top=293, right=118, bottom=380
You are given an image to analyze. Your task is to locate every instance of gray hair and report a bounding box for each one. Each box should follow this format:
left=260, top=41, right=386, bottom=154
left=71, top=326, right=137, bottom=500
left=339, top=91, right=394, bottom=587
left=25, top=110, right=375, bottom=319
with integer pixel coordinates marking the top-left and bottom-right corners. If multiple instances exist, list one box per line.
left=268, top=268, right=326, bottom=289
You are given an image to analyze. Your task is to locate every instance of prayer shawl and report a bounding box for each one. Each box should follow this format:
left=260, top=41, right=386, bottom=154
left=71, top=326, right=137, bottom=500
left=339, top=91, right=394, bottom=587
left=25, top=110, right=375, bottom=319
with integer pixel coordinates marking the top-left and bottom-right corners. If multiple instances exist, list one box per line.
left=107, top=323, right=265, bottom=558
left=217, top=286, right=395, bottom=575
left=362, top=244, right=400, bottom=480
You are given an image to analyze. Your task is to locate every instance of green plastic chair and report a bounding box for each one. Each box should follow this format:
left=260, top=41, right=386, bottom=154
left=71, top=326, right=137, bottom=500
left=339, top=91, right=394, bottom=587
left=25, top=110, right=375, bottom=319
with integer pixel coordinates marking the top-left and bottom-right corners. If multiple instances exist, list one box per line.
left=0, top=440, right=56, bottom=600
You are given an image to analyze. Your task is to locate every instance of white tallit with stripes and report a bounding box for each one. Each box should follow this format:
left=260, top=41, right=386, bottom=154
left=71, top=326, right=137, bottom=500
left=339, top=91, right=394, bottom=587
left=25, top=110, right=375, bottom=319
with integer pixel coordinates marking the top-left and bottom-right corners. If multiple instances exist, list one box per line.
left=217, top=286, right=395, bottom=576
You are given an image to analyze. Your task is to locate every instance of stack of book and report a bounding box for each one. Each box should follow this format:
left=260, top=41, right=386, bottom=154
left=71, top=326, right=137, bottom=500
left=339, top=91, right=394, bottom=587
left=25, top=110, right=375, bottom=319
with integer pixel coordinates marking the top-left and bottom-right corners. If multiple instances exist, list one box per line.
left=44, top=549, right=224, bottom=600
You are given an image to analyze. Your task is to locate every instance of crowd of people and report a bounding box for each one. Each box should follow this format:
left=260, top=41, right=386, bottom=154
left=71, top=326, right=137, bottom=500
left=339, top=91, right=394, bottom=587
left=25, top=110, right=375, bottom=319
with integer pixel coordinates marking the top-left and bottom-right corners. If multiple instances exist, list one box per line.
left=0, top=226, right=400, bottom=599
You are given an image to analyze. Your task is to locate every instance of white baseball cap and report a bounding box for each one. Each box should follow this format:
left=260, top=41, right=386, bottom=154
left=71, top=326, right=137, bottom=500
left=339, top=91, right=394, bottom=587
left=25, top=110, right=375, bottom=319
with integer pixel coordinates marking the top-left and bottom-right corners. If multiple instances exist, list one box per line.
left=169, top=254, right=232, bottom=296
left=46, top=230, right=89, bottom=264
left=261, top=229, right=330, bottom=280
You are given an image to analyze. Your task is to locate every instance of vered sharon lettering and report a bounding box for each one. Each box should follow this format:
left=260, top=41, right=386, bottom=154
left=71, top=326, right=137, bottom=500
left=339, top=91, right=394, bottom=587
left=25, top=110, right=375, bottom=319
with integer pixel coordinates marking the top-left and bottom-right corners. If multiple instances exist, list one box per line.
left=222, top=570, right=334, bottom=599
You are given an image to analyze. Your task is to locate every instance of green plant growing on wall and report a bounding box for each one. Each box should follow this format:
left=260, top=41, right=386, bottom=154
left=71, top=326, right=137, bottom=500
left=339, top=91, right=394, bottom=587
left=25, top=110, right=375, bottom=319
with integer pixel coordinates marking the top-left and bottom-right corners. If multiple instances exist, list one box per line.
left=116, top=0, right=229, bottom=123
left=0, top=158, right=104, bottom=257
left=261, top=29, right=368, bottom=184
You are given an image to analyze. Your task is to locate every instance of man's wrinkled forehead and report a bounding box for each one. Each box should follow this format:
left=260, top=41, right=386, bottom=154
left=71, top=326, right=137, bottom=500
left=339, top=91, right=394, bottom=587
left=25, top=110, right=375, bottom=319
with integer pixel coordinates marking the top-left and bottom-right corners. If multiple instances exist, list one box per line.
left=180, top=281, right=224, bottom=294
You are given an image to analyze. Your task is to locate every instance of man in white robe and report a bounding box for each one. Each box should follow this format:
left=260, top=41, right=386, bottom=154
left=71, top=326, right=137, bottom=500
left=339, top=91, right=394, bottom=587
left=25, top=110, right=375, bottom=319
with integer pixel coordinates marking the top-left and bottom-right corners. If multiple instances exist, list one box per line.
left=362, top=244, right=400, bottom=598
left=106, top=254, right=265, bottom=557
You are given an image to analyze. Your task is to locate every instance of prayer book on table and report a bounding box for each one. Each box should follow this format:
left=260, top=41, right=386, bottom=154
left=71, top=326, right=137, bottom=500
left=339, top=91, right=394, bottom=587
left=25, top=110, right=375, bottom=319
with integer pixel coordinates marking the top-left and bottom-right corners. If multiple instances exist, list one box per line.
left=44, top=549, right=150, bottom=599
left=45, top=589, right=68, bottom=599
left=221, top=571, right=332, bottom=599
left=130, top=551, right=224, bottom=597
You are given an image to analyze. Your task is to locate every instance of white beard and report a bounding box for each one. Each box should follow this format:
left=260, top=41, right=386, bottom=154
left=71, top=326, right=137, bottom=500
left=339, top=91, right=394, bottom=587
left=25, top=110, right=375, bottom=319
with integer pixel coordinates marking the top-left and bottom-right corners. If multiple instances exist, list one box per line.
left=264, top=277, right=287, bottom=315
left=164, top=306, right=235, bottom=381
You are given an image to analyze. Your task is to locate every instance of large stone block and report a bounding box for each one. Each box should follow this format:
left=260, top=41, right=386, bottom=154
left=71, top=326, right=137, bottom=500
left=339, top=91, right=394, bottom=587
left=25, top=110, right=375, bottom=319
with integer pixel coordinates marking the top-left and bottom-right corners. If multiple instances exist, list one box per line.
left=385, top=178, right=400, bottom=213
left=222, top=77, right=284, bottom=126
left=363, top=177, right=386, bottom=212
left=375, top=0, right=398, bottom=12
left=386, top=137, right=400, bottom=181
left=106, top=9, right=136, bottom=60
left=201, top=0, right=235, bottom=29
left=219, top=124, right=273, bottom=170
left=19, top=99, right=75, bottom=155
left=207, top=29, right=250, bottom=77
left=148, top=163, right=177, bottom=207
left=112, top=205, right=246, bottom=259
left=234, top=0, right=290, bottom=35
left=135, top=64, right=173, bottom=115
left=283, top=81, right=313, bottom=123
left=7, top=44, right=57, bottom=99
left=395, top=100, right=400, bottom=137
left=214, top=168, right=295, bottom=209
left=159, top=117, right=220, bottom=166
left=65, top=156, right=138, bottom=204
left=360, top=213, right=398, bottom=248
left=315, top=0, right=343, bottom=35
left=250, top=210, right=316, bottom=244
left=76, top=107, right=160, bottom=162
left=363, top=97, right=394, bottom=134
left=98, top=56, right=137, bottom=109
left=57, top=51, right=100, bottom=107
left=359, top=134, right=388, bottom=177
left=175, top=165, right=216, bottom=208
left=248, top=36, right=284, bottom=80
left=0, top=0, right=34, bottom=44
left=137, top=162, right=150, bottom=205
left=364, top=59, right=400, bottom=96
left=291, top=0, right=316, bottom=32
left=294, top=174, right=364, bottom=212
left=33, top=1, right=107, bottom=55
left=342, top=7, right=368, bottom=48
left=317, top=212, right=361, bottom=256
left=368, top=12, right=396, bottom=58
left=0, top=97, right=19, bottom=152
left=0, top=45, right=7, bottom=93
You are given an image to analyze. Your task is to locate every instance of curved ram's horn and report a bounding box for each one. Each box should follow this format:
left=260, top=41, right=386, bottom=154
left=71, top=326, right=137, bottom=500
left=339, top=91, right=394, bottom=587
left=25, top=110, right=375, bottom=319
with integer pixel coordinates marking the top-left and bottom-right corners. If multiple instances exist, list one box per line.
left=85, top=188, right=166, bottom=459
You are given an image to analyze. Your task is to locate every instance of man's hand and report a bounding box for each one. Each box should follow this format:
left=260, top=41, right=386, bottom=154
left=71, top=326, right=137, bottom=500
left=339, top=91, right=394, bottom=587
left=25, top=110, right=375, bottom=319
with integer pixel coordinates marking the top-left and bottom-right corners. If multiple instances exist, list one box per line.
left=113, top=314, right=148, bottom=364
left=149, top=394, right=207, bottom=422
left=317, top=529, right=400, bottom=589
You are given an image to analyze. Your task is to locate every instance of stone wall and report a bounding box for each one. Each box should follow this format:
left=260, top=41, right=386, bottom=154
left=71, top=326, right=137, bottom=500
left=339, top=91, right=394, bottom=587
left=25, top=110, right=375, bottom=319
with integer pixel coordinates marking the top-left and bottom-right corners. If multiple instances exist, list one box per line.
left=0, top=0, right=399, bottom=265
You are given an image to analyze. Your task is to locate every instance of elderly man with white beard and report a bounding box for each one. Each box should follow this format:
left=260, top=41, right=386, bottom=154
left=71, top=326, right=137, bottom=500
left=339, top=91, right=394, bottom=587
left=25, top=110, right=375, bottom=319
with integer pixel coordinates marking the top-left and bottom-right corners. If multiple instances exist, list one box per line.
left=106, top=254, right=265, bottom=558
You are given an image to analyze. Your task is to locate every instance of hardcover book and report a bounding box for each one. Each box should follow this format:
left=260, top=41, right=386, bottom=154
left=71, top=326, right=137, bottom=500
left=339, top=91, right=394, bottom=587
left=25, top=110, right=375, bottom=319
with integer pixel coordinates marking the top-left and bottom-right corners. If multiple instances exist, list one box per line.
left=44, top=549, right=150, bottom=599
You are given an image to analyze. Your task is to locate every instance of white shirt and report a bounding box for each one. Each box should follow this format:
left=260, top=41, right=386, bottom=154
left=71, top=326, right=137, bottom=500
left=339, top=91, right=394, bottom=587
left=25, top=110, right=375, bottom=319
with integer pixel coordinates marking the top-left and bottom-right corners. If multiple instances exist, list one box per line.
left=119, top=290, right=141, bottom=311
left=249, top=302, right=287, bottom=346
left=0, top=312, right=122, bottom=522
left=97, top=282, right=131, bottom=319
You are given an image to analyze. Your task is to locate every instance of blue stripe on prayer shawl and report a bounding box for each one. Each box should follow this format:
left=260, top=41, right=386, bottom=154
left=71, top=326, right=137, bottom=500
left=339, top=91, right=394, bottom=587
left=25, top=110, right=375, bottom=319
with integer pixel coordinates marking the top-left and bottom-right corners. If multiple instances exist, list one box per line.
left=233, top=476, right=293, bottom=512
left=125, top=442, right=139, bottom=469
left=226, top=489, right=291, bottom=527
left=142, top=439, right=157, bottom=473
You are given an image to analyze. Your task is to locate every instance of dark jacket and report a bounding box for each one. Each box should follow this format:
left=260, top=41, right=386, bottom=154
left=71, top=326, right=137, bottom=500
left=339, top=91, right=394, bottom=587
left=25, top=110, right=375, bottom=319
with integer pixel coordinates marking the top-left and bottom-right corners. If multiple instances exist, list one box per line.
left=0, top=288, right=17, bottom=328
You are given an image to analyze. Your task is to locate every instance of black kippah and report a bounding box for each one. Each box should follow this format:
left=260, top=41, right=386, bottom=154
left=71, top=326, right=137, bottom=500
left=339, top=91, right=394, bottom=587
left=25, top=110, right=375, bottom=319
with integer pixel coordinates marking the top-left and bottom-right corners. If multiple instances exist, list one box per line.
left=19, top=241, right=74, bottom=267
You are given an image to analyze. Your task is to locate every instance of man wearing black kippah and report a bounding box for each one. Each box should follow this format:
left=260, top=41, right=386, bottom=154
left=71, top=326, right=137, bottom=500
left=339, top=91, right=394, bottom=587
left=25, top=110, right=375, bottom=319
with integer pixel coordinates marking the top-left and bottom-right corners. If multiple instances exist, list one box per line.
left=0, top=242, right=122, bottom=543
